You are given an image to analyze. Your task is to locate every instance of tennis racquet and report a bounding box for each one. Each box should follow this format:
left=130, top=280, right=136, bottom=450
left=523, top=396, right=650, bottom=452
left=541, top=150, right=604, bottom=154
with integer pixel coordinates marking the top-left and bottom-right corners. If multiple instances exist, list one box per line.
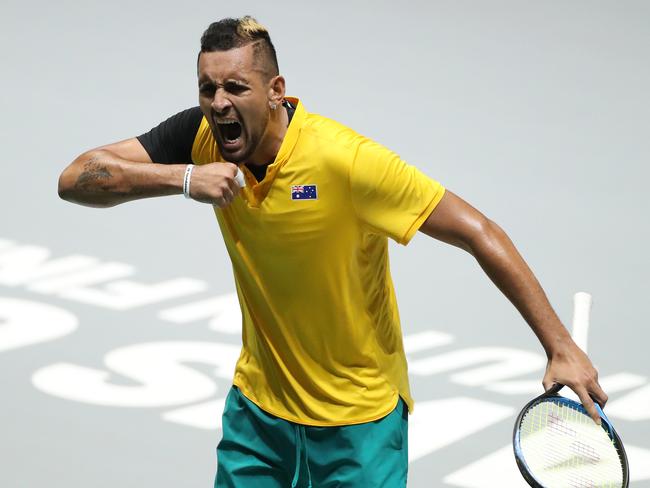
left=512, top=293, right=629, bottom=487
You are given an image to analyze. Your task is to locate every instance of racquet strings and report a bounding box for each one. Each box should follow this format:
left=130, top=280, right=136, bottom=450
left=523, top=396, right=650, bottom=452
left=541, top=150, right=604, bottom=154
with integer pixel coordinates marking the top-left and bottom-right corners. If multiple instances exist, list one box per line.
left=519, top=398, right=624, bottom=487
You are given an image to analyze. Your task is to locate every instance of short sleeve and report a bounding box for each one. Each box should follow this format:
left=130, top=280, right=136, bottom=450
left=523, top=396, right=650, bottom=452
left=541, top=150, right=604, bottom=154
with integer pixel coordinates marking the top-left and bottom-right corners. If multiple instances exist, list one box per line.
left=350, top=139, right=445, bottom=245
left=136, top=107, right=203, bottom=164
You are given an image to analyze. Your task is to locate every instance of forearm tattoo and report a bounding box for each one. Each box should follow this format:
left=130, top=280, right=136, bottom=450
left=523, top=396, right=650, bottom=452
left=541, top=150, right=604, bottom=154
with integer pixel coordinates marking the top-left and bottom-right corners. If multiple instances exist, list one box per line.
left=74, top=157, right=113, bottom=191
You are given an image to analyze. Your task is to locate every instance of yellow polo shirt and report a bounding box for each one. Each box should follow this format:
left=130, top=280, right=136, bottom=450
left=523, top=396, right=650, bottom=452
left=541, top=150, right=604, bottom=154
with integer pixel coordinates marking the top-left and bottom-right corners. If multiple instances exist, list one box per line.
left=191, top=98, right=445, bottom=426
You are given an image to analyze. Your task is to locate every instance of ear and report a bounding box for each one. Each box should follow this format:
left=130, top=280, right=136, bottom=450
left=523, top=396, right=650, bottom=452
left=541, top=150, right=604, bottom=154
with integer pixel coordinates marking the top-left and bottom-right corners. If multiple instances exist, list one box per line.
left=268, top=75, right=286, bottom=106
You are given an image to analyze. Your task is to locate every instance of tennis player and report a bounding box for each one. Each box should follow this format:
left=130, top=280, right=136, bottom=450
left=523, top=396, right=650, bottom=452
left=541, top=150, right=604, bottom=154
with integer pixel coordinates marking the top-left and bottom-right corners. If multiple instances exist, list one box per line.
left=58, top=16, right=608, bottom=488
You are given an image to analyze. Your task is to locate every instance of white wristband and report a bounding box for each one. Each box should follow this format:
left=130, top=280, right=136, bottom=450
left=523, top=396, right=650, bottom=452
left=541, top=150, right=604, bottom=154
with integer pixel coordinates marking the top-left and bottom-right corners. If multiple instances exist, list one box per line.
left=183, top=164, right=194, bottom=199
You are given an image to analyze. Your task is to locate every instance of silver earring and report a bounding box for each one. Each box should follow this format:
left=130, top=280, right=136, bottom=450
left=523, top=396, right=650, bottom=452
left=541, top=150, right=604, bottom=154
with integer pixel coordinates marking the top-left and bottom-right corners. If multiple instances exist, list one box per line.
left=270, top=102, right=277, bottom=110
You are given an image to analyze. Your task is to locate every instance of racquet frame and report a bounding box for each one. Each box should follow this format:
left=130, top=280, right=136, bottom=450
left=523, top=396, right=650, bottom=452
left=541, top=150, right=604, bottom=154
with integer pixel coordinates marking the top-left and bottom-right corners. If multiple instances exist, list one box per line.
left=512, top=384, right=630, bottom=488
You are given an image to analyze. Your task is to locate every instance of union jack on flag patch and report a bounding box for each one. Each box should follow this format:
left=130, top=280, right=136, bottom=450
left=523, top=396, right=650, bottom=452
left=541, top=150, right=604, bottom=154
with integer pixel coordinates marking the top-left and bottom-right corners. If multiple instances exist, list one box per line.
left=291, top=184, right=318, bottom=200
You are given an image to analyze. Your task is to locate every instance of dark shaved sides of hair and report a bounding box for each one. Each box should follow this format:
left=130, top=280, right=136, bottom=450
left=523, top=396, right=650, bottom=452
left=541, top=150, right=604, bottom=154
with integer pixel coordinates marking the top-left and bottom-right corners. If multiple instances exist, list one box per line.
left=199, top=16, right=279, bottom=79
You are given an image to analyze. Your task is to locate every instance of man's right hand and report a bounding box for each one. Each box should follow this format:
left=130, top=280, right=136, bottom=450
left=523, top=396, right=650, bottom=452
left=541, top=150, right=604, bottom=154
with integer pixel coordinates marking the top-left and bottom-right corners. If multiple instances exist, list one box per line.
left=188, top=162, right=242, bottom=207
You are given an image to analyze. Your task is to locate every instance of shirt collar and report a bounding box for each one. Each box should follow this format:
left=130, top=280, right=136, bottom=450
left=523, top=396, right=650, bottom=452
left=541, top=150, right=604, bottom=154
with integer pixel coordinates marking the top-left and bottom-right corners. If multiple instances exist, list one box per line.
left=239, top=97, right=305, bottom=207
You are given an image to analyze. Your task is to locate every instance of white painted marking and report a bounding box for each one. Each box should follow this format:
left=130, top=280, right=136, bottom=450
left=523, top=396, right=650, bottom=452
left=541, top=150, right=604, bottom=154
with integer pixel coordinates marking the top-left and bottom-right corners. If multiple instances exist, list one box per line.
left=409, top=397, right=513, bottom=463
left=486, top=379, right=541, bottom=395
left=626, top=444, right=650, bottom=481
left=0, top=245, right=53, bottom=285
left=163, top=397, right=226, bottom=430
left=571, top=291, right=592, bottom=353
left=32, top=341, right=241, bottom=407
left=0, top=297, right=78, bottom=352
left=0, top=248, right=98, bottom=286
left=409, top=347, right=546, bottom=386
left=28, top=262, right=134, bottom=293
left=60, top=278, right=207, bottom=310
left=487, top=372, right=647, bottom=396
left=599, top=372, right=646, bottom=393
left=0, top=239, right=15, bottom=253
left=159, top=293, right=241, bottom=334
left=444, top=445, right=535, bottom=487
left=606, top=384, right=650, bottom=420
left=404, top=330, right=455, bottom=354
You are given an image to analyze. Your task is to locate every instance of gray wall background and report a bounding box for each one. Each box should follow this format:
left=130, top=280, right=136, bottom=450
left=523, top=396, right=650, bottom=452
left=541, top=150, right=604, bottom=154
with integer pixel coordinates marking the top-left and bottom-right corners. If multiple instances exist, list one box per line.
left=1, top=1, right=648, bottom=487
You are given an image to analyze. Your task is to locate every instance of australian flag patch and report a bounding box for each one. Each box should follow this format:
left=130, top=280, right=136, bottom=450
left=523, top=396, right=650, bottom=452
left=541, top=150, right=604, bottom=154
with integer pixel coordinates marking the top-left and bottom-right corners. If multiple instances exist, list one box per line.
left=291, top=184, right=318, bottom=200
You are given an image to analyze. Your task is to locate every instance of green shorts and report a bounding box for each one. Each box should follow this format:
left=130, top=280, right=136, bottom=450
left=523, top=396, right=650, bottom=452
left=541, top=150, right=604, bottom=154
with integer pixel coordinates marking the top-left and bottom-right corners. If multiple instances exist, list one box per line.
left=215, top=386, right=408, bottom=488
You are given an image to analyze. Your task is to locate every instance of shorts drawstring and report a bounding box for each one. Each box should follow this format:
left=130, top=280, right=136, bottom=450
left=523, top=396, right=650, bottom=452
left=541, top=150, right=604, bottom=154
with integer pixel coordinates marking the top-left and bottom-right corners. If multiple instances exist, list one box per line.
left=292, top=425, right=300, bottom=487
left=291, top=424, right=312, bottom=488
left=301, top=426, right=312, bottom=485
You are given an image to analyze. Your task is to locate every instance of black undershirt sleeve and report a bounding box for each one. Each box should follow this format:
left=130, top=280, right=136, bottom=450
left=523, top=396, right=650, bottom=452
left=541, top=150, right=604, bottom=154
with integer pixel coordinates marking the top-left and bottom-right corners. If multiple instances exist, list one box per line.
left=137, top=107, right=203, bottom=164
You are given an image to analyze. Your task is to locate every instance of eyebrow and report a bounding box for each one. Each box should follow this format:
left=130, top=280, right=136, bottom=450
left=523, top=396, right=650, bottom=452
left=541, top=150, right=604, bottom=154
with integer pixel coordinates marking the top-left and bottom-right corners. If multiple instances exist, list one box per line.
left=225, top=78, right=250, bottom=86
left=197, top=77, right=251, bottom=86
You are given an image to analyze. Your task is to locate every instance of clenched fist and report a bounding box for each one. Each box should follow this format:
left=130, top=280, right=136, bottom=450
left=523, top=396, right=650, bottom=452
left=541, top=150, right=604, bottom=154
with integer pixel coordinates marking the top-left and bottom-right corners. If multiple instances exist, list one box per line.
left=188, top=162, right=243, bottom=207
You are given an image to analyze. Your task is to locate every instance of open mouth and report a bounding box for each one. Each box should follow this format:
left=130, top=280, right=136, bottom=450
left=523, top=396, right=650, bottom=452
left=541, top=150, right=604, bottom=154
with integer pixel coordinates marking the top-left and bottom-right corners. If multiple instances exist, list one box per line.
left=217, top=120, right=242, bottom=145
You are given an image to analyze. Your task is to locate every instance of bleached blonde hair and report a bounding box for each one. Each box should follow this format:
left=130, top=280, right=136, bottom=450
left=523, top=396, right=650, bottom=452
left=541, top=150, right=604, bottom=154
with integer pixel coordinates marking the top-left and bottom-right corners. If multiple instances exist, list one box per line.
left=237, top=16, right=270, bottom=39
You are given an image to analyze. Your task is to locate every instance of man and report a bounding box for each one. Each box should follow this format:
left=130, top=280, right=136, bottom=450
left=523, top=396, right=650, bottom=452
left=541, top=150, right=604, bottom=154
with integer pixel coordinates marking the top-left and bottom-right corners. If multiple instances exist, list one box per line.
left=58, top=16, right=607, bottom=488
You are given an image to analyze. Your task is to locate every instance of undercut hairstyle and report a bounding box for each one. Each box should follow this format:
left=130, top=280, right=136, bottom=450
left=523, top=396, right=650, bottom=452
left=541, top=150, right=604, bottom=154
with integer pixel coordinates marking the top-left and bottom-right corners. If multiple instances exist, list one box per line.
left=199, top=16, right=279, bottom=79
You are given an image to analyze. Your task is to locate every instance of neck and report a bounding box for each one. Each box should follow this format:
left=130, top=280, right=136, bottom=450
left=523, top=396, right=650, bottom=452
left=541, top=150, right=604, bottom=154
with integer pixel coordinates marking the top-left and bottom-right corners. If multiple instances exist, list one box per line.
left=247, top=105, right=289, bottom=166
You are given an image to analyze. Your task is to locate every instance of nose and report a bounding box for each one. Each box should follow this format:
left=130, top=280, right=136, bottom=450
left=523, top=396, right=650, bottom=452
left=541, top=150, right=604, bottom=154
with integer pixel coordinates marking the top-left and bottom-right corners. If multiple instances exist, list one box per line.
left=211, top=88, right=232, bottom=115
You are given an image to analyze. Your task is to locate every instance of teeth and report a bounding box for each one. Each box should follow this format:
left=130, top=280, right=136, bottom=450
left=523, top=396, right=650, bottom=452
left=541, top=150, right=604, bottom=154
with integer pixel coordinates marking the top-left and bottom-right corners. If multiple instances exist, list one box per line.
left=216, top=118, right=242, bottom=144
